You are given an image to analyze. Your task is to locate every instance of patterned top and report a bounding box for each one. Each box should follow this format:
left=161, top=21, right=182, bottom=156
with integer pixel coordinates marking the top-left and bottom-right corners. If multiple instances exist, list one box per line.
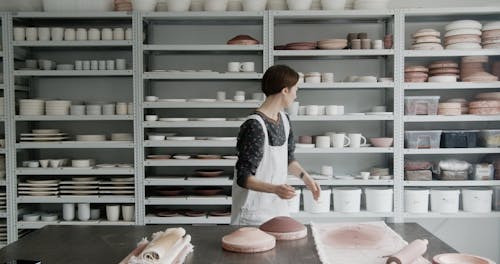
left=235, top=111, right=295, bottom=188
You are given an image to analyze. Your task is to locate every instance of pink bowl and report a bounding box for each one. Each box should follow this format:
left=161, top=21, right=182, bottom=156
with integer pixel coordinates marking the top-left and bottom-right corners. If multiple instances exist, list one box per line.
left=432, top=253, right=495, bottom=264
left=369, top=137, right=394, bottom=147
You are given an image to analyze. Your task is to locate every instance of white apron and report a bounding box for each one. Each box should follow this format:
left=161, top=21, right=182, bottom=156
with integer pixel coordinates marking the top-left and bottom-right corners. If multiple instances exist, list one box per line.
left=231, top=111, right=290, bottom=225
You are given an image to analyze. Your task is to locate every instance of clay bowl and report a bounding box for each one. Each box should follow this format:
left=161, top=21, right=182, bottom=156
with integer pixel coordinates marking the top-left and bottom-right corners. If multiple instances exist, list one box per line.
left=209, top=210, right=231, bottom=217
left=227, top=35, right=260, bottom=45
left=195, top=169, right=224, bottom=177
left=146, top=154, right=171, bottom=160
left=432, top=253, right=495, bottom=264
left=222, top=227, right=276, bottom=253
left=196, top=154, right=222, bottom=160
left=298, top=135, right=313, bottom=144
left=259, top=216, right=307, bottom=240
left=157, top=187, right=184, bottom=196
left=183, top=210, right=206, bottom=217
left=156, top=210, right=180, bottom=217
left=192, top=187, right=224, bottom=196
left=369, top=137, right=394, bottom=147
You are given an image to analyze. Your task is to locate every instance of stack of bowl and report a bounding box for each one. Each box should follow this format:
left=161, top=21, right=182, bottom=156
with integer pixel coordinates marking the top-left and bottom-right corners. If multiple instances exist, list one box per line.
left=482, top=21, right=500, bottom=49
left=460, top=56, right=498, bottom=82
left=404, top=65, right=429, bottom=82
left=268, top=0, right=287, bottom=9
left=45, top=100, right=71, bottom=115
left=445, top=98, right=469, bottom=114
left=428, top=61, right=459, bottom=83
left=317, top=38, right=347, bottom=50
left=285, top=42, right=317, bottom=50
left=469, top=97, right=500, bottom=115
left=438, top=102, right=462, bottom=116
left=19, top=99, right=45, bottom=115
left=411, top=28, right=443, bottom=50
left=86, top=105, right=102, bottom=115
left=444, top=20, right=482, bottom=50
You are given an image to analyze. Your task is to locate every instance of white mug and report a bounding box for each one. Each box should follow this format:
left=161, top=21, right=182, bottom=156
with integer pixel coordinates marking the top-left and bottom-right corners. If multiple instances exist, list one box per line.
left=90, top=60, right=99, bottom=70
left=333, top=133, right=350, bottom=148
left=348, top=133, right=367, bottom=148
left=315, top=136, right=330, bottom=148
left=88, top=28, right=100, bottom=40
left=306, top=105, right=319, bottom=116
left=240, top=62, right=255, bottom=72
left=121, top=205, right=135, bottom=221
left=63, top=203, right=75, bottom=221
left=360, top=171, right=370, bottom=179
left=51, top=27, right=64, bottom=41
left=49, top=159, right=60, bottom=168
left=76, top=28, right=87, bottom=41
left=106, top=205, right=120, bottom=221
left=13, top=27, right=26, bottom=41
left=321, top=165, right=334, bottom=176
left=106, top=60, right=115, bottom=70
left=325, top=105, right=339, bottom=116
left=227, top=62, right=240, bottom=72
left=101, top=28, right=113, bottom=40
left=324, top=132, right=336, bottom=147
left=216, top=91, right=226, bottom=101
left=116, top=102, right=128, bottom=115
left=82, top=60, right=91, bottom=70
left=74, top=60, right=83, bottom=70
left=103, top=104, right=115, bottom=115
left=25, top=27, right=37, bottom=41
left=116, top=59, right=126, bottom=70
left=125, top=28, right=133, bottom=40
left=235, top=90, right=245, bottom=97
left=113, top=28, right=125, bottom=40
left=98, top=60, right=106, bottom=70
left=38, top=27, right=50, bottom=41
left=287, top=101, right=299, bottom=116
left=77, top=203, right=90, bottom=221
left=64, top=28, right=76, bottom=41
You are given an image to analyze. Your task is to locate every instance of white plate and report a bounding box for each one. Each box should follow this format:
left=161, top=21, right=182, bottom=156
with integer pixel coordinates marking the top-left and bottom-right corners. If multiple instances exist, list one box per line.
left=311, top=174, right=332, bottom=180
left=59, top=181, right=100, bottom=185
left=193, top=118, right=226, bottom=121
left=26, top=179, right=59, bottom=184
left=222, top=156, right=238, bottom=160
left=159, top=118, right=189, bottom=122
left=188, top=98, right=217, bottom=103
left=445, top=20, right=482, bottom=31
left=99, top=190, right=134, bottom=194
left=158, top=99, right=187, bottom=103
left=117, top=164, right=133, bottom=168
left=20, top=133, right=68, bottom=137
left=98, top=186, right=134, bottom=190
left=366, top=112, right=393, bottom=115
left=32, top=129, right=60, bottom=134
left=59, top=190, right=99, bottom=194
left=59, top=186, right=98, bottom=190
left=72, top=177, right=97, bottom=182
left=20, top=137, right=69, bottom=141
left=360, top=144, right=372, bottom=147
left=111, top=177, right=134, bottom=182
left=17, top=187, right=58, bottom=191
left=167, top=137, right=196, bottom=141
left=206, top=137, right=237, bottom=141
left=18, top=191, right=58, bottom=196
left=18, top=183, right=58, bottom=187
left=173, top=155, right=191, bottom=160
left=100, top=181, right=134, bottom=185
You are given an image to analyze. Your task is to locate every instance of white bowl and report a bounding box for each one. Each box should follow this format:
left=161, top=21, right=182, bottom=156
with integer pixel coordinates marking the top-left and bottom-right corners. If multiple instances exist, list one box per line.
left=204, top=0, right=227, bottom=11
left=321, top=0, right=346, bottom=9
left=428, top=75, right=457, bottom=83
left=23, top=214, right=41, bottom=222
left=166, top=0, right=191, bottom=11
left=145, top=96, right=159, bottom=102
left=287, top=0, right=312, bottom=10
left=148, top=135, right=166, bottom=141
left=242, top=0, right=267, bottom=11
left=56, top=64, right=74, bottom=71
left=145, top=115, right=158, bottom=121
left=41, top=214, right=58, bottom=221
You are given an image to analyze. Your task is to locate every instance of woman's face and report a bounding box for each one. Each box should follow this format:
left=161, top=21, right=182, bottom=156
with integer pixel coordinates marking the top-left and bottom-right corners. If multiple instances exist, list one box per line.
left=284, top=82, right=298, bottom=107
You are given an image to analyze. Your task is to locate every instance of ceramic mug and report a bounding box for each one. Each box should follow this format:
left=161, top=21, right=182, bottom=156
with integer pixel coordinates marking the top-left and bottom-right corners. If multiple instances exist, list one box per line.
left=322, top=72, right=334, bottom=83
left=216, top=91, right=226, bottom=101
left=38, top=27, right=50, bottom=41
left=82, top=61, right=91, bottom=70
left=101, top=28, right=113, bottom=40
left=63, top=203, right=75, bottom=221
left=315, top=136, right=330, bottom=148
left=88, top=28, right=100, bottom=40
left=121, top=205, right=135, bottom=221
left=98, top=60, right=106, bottom=70
left=125, top=28, right=133, bottom=40
left=90, top=60, right=99, bottom=70
left=77, top=203, right=90, bottom=221
left=116, top=59, right=126, bottom=70
left=25, top=27, right=38, bottom=41
left=106, top=205, right=120, bottom=221
left=74, top=60, right=83, bottom=70
left=106, top=60, right=115, bottom=70
left=227, top=62, right=240, bottom=72
left=51, top=27, right=64, bottom=41
left=76, top=28, right=87, bottom=41
left=360, top=171, right=370, bottom=179
left=64, top=28, right=76, bottom=41
left=13, top=27, right=26, bottom=41
left=240, top=62, right=255, bottom=72
left=116, top=102, right=128, bottom=115
left=333, top=133, right=350, bottom=148
left=113, top=28, right=125, bottom=40
left=321, top=165, right=334, bottom=176
left=348, top=133, right=367, bottom=148
left=306, top=105, right=319, bottom=116
left=325, top=105, right=339, bottom=116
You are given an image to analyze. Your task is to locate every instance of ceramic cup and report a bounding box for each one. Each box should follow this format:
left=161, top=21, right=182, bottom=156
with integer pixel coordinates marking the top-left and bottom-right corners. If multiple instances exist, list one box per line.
left=103, top=104, right=115, bottom=115
left=361, top=38, right=371, bottom=49
left=113, top=28, right=125, bottom=40
left=360, top=171, right=370, bottom=180
left=64, top=28, right=76, bottom=41
left=351, top=39, right=361, bottom=49
left=321, top=165, right=334, bottom=176
left=325, top=105, right=340, bottom=116
left=287, top=101, right=299, bottom=116
left=51, top=27, right=64, bottom=41
left=76, top=28, right=87, bottom=41
left=348, top=133, right=367, bottom=148
left=63, top=203, right=75, bottom=221
left=121, top=205, right=135, bottom=221
left=106, top=60, right=115, bottom=70
left=39, top=159, right=50, bottom=168
left=88, top=28, right=100, bottom=40
left=116, top=59, right=126, bottom=70
left=235, top=90, right=245, bottom=97
left=13, top=27, right=26, bottom=41
left=90, top=208, right=100, bottom=220
left=77, top=203, right=90, bottom=221
left=125, top=28, right=133, bottom=40
left=25, top=27, right=38, bottom=41
left=298, top=135, right=313, bottom=144
left=82, top=61, right=91, bottom=70
left=318, top=105, right=326, bottom=115
left=234, top=95, right=245, bottom=102
left=49, top=159, right=60, bottom=168
left=306, top=105, right=319, bottom=116
left=74, top=60, right=83, bottom=70
left=116, top=102, right=128, bottom=115
left=38, top=27, right=50, bottom=41
left=101, top=28, right=113, bottom=41
left=106, top=205, right=120, bottom=221
left=315, top=136, right=331, bottom=148
left=91, top=60, right=99, bottom=70
left=227, top=62, right=240, bottom=72
left=98, top=60, right=106, bottom=70
left=216, top=91, right=226, bottom=101
left=324, top=132, right=336, bottom=147
left=333, top=133, right=350, bottom=148
left=336, top=105, right=345, bottom=115
left=71, top=105, right=85, bottom=115
left=240, top=62, right=255, bottom=72
left=321, top=72, right=334, bottom=83
left=372, top=39, right=383, bottom=49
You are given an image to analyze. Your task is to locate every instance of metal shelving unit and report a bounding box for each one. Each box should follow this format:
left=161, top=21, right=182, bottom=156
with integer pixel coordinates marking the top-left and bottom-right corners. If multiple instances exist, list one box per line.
left=13, top=70, right=133, bottom=76
left=15, top=141, right=134, bottom=149
left=404, top=115, right=500, bottom=122
left=143, top=101, right=261, bottom=108
left=12, top=40, right=133, bottom=47
left=16, top=168, right=134, bottom=175
left=403, top=82, right=500, bottom=90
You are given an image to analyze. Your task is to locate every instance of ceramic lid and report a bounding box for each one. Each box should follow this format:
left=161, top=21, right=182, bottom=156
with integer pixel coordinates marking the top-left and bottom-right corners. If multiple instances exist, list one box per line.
left=432, top=253, right=495, bottom=264
left=445, top=20, right=482, bottom=31
left=259, top=216, right=306, bottom=233
left=444, top=28, right=482, bottom=37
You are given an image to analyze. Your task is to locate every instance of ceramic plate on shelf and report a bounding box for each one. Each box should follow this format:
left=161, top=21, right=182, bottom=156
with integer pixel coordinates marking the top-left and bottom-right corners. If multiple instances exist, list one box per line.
left=59, top=185, right=98, bottom=190
left=117, top=164, right=133, bottom=168
left=311, top=174, right=332, bottom=180
left=156, top=211, right=180, bottom=217
left=173, top=155, right=191, bottom=160
left=222, top=156, right=238, bottom=160
left=20, top=133, right=67, bottom=137
left=59, top=190, right=99, bottom=195
left=206, top=137, right=237, bottom=141
left=193, top=118, right=226, bottom=121
left=166, top=137, right=196, bottom=141
left=147, top=155, right=171, bottom=160
left=26, top=179, right=59, bottom=184
left=18, top=183, right=58, bottom=187
left=196, top=154, right=222, bottom=160
left=159, top=118, right=189, bottom=122
left=17, top=187, right=58, bottom=191
left=158, top=99, right=187, bottom=103
left=59, top=181, right=100, bottom=185
left=18, top=191, right=58, bottom=196
left=99, top=186, right=134, bottom=190
left=366, top=112, right=393, bottom=115
left=360, top=144, right=372, bottom=147
left=188, top=98, right=217, bottom=103
left=72, top=177, right=97, bottom=182
left=111, top=177, right=134, bottom=182
left=20, top=137, right=69, bottom=141
left=99, top=190, right=134, bottom=195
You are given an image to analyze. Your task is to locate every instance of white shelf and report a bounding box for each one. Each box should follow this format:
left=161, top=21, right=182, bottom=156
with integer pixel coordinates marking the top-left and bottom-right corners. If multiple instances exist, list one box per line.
left=287, top=178, right=394, bottom=186
left=143, top=121, right=243, bottom=128
left=15, top=115, right=133, bottom=121
left=143, top=11, right=264, bottom=19
left=12, top=11, right=133, bottom=18
left=405, top=181, right=500, bottom=187
left=404, top=115, right=500, bottom=122
left=144, top=140, right=236, bottom=147
left=291, top=211, right=394, bottom=222
left=291, top=115, right=394, bottom=121
left=404, top=148, right=500, bottom=155
left=295, top=147, right=393, bottom=154
left=12, top=40, right=133, bottom=47
left=299, top=82, right=394, bottom=89
left=145, top=196, right=231, bottom=205
left=403, top=211, right=500, bottom=218
left=402, top=6, right=500, bottom=16
left=145, top=215, right=230, bottom=224
left=273, top=49, right=394, bottom=57
left=143, top=72, right=262, bottom=80
left=145, top=176, right=232, bottom=186
left=16, top=141, right=134, bottom=149
left=271, top=9, right=394, bottom=19
left=143, top=101, right=260, bottom=108
left=144, top=159, right=236, bottom=167
left=14, top=70, right=133, bottom=76
left=17, top=196, right=135, bottom=203
left=404, top=49, right=500, bottom=57
left=17, top=220, right=135, bottom=229
left=143, top=44, right=264, bottom=51
left=403, top=82, right=500, bottom=90
left=16, top=167, right=134, bottom=175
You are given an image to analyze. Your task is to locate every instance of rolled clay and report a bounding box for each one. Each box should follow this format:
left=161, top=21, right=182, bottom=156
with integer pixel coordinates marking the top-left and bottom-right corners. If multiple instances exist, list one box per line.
left=386, top=239, right=429, bottom=264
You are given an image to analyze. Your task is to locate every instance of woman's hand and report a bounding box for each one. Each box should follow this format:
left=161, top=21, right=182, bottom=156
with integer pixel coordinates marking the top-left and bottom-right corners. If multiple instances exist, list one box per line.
left=302, top=173, right=321, bottom=201
left=273, top=184, right=296, bottom=199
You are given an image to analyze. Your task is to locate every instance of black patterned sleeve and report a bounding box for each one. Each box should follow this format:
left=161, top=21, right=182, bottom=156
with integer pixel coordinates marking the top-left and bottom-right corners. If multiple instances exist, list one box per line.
left=286, top=113, right=296, bottom=164
left=235, top=119, right=265, bottom=188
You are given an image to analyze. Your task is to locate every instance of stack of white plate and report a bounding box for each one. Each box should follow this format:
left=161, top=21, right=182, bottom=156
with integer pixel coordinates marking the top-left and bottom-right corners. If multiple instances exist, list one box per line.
left=411, top=29, right=443, bottom=50
left=18, top=179, right=59, bottom=196
left=86, top=105, right=102, bottom=115
left=71, top=159, right=95, bottom=168
left=0, top=156, right=5, bottom=179
left=19, top=99, right=45, bottom=115
left=59, top=177, right=99, bottom=196
left=76, top=134, right=107, bottom=141
left=45, top=100, right=71, bottom=115
left=111, top=133, right=133, bottom=141
left=353, top=0, right=388, bottom=9
left=99, top=177, right=134, bottom=195
left=444, top=20, right=482, bottom=50
left=0, top=191, right=6, bottom=211
left=0, top=97, right=4, bottom=116
left=0, top=222, right=6, bottom=244
left=20, top=129, right=68, bottom=142
left=482, top=21, right=500, bottom=49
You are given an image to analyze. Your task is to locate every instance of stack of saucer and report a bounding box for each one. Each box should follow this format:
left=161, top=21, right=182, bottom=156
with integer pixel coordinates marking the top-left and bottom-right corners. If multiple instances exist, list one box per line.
left=444, top=20, right=482, bottom=50
left=45, top=100, right=71, bottom=115
left=18, top=179, right=59, bottom=196
left=404, top=65, right=429, bottom=82
left=19, top=99, right=44, bottom=115
left=481, top=21, right=500, bottom=49
left=460, top=56, right=498, bottom=82
left=317, top=39, right=347, bottom=50
left=411, top=29, right=442, bottom=50
left=428, top=61, right=459, bottom=82
left=20, top=129, right=68, bottom=142
left=59, top=177, right=99, bottom=196
left=99, top=177, right=134, bottom=196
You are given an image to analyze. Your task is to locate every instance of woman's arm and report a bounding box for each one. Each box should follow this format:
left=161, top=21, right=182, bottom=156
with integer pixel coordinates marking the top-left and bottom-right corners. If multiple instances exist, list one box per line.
left=288, top=160, right=321, bottom=200
left=245, top=175, right=296, bottom=199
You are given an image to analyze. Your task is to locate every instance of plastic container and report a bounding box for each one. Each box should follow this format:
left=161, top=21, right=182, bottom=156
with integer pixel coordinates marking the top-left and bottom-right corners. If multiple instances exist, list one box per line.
left=365, top=187, right=393, bottom=213
left=405, top=130, right=442, bottom=149
left=479, top=129, right=500, bottom=147
left=473, top=164, right=494, bottom=181
left=405, top=188, right=430, bottom=213
left=430, top=188, right=460, bottom=213
left=303, top=188, right=331, bottom=213
left=405, top=170, right=432, bottom=181
left=438, top=170, right=469, bottom=181
left=404, top=96, right=440, bottom=115
left=287, top=189, right=302, bottom=213
left=440, top=130, right=479, bottom=148
left=332, top=187, right=362, bottom=213
left=462, top=188, right=493, bottom=213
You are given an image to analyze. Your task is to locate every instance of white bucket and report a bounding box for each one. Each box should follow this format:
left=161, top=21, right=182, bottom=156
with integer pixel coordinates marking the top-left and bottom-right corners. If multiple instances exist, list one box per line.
left=365, top=187, right=393, bottom=212
left=462, top=188, right=493, bottom=213
left=430, top=188, right=460, bottom=213
left=405, top=188, right=430, bottom=213
left=303, top=188, right=331, bottom=213
left=332, top=187, right=361, bottom=212
left=287, top=189, right=302, bottom=213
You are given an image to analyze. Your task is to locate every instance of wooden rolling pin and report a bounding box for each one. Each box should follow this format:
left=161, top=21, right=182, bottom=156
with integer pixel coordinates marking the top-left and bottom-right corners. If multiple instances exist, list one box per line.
left=386, top=239, right=429, bottom=264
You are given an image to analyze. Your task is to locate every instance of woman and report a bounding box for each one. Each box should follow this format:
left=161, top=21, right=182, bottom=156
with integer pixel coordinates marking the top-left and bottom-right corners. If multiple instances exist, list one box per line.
left=231, top=65, right=321, bottom=225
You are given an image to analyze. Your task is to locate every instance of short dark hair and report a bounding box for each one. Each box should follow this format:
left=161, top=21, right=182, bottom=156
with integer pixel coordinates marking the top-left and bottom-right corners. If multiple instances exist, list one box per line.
left=261, top=65, right=299, bottom=96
